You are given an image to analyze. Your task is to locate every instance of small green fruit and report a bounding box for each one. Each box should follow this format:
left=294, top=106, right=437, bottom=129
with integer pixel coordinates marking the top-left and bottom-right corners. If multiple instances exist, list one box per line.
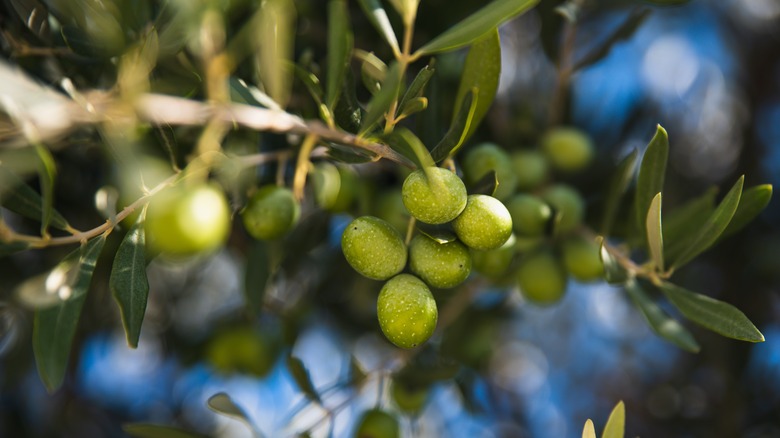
left=377, top=274, right=438, bottom=349
left=206, top=327, right=274, bottom=376
left=541, top=127, right=594, bottom=173
left=331, top=165, right=358, bottom=212
left=146, top=183, right=231, bottom=256
left=511, top=150, right=549, bottom=191
left=562, top=237, right=604, bottom=282
left=342, top=216, right=407, bottom=280
left=402, top=167, right=467, bottom=224
left=452, top=195, right=513, bottom=250
left=506, top=194, right=552, bottom=237
left=373, top=190, right=409, bottom=235
left=391, top=382, right=429, bottom=414
left=242, top=185, right=300, bottom=240
left=517, top=251, right=568, bottom=305
left=462, top=143, right=518, bottom=200
left=541, top=184, right=585, bottom=235
left=354, top=409, right=400, bottom=438
left=409, top=234, right=471, bottom=289
left=471, top=234, right=516, bottom=279
left=311, top=162, right=341, bottom=210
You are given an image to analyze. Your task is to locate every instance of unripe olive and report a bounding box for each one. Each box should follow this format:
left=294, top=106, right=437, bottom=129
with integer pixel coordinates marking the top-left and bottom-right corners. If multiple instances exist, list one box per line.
left=377, top=274, right=438, bottom=349
left=353, top=408, right=400, bottom=438
left=311, top=162, right=341, bottom=210
left=471, top=234, right=516, bottom=279
left=409, top=234, right=471, bottom=289
left=206, top=327, right=274, bottom=376
left=402, top=167, right=467, bottom=224
left=342, top=216, right=407, bottom=280
left=452, top=195, right=513, bottom=250
left=506, top=194, right=552, bottom=237
left=541, top=184, right=585, bottom=235
left=374, top=190, right=409, bottom=235
left=517, top=251, right=568, bottom=305
left=541, top=127, right=594, bottom=173
left=391, top=382, right=429, bottom=414
left=561, top=237, right=604, bottom=282
left=242, top=185, right=300, bottom=240
left=146, top=183, right=231, bottom=257
left=511, top=150, right=549, bottom=191
left=462, top=143, right=518, bottom=200
left=331, top=166, right=358, bottom=213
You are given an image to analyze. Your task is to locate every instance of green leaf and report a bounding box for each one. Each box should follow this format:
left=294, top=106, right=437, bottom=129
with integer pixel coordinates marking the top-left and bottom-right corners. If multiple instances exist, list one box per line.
left=396, top=97, right=428, bottom=120
left=357, top=49, right=386, bottom=95
left=207, top=392, right=261, bottom=437
left=244, top=241, right=270, bottom=315
left=452, top=28, right=501, bottom=143
left=582, top=419, right=597, bottom=438
left=8, top=0, right=50, bottom=41
left=601, top=401, right=625, bottom=438
left=33, top=234, right=108, bottom=391
left=357, top=0, right=400, bottom=54
left=123, top=424, right=208, bottom=438
left=720, top=184, right=773, bottom=239
left=635, top=125, right=669, bottom=241
left=663, top=187, right=717, bottom=266
left=0, top=167, right=71, bottom=231
left=287, top=356, right=321, bottom=403
left=326, top=0, right=354, bottom=110
left=416, top=224, right=458, bottom=244
left=598, top=240, right=630, bottom=285
left=415, top=0, right=540, bottom=55
left=468, top=169, right=498, bottom=197
left=646, top=193, right=664, bottom=272
left=0, top=241, right=30, bottom=257
left=660, top=283, right=764, bottom=343
left=110, top=209, right=149, bottom=349
left=326, top=143, right=378, bottom=164
left=624, top=280, right=700, bottom=352
left=291, top=63, right=324, bottom=104
left=380, top=127, right=434, bottom=170
left=671, top=176, right=744, bottom=269
left=34, top=144, right=56, bottom=237
left=397, top=63, right=436, bottom=117
left=257, top=0, right=296, bottom=107
left=573, top=9, right=650, bottom=71
left=600, top=148, right=638, bottom=235
left=430, top=88, right=478, bottom=163
left=333, top=69, right=363, bottom=133
left=359, top=61, right=402, bottom=135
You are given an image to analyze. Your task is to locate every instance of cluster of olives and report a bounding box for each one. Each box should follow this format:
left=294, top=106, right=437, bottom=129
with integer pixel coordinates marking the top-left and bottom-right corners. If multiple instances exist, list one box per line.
left=462, top=127, right=604, bottom=305
left=341, top=165, right=513, bottom=349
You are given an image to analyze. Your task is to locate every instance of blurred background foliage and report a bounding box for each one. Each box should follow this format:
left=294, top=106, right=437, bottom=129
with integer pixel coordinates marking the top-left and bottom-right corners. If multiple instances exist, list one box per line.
left=1, top=0, right=780, bottom=437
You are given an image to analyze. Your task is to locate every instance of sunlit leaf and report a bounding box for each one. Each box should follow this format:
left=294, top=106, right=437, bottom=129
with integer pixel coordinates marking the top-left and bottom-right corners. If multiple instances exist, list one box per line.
left=110, top=208, right=149, bottom=348
left=573, top=9, right=650, bottom=71
left=720, top=184, right=773, bottom=239
left=327, top=0, right=354, bottom=110
left=646, top=193, right=664, bottom=272
left=34, top=144, right=56, bottom=236
left=358, top=50, right=386, bottom=95
left=602, top=401, right=625, bottom=438
left=33, top=234, right=108, bottom=391
left=244, top=241, right=270, bottom=315
left=416, top=224, right=458, bottom=244
left=257, top=0, right=296, bottom=108
left=415, top=0, right=539, bottom=55
left=430, top=89, right=478, bottom=163
left=672, top=176, right=743, bottom=269
left=0, top=167, right=70, bottom=231
left=230, top=77, right=282, bottom=110
left=624, top=280, right=699, bottom=353
left=359, top=62, right=402, bottom=135
left=397, top=63, right=436, bottom=117
left=396, top=97, right=428, bottom=120
left=582, top=419, right=597, bottom=438
left=380, top=127, right=434, bottom=170
left=660, top=283, right=764, bottom=343
left=357, top=0, right=400, bottom=54
left=287, top=356, right=321, bottom=403
left=123, top=423, right=208, bottom=438
left=598, top=240, right=630, bottom=285
left=635, top=125, right=668, bottom=241
left=600, top=148, right=638, bottom=235
left=663, top=187, right=717, bottom=265
left=452, top=28, right=500, bottom=143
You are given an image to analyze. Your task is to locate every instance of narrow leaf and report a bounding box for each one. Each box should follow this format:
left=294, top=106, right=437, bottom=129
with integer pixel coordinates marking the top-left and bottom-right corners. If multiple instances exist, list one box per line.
left=452, top=28, right=501, bottom=143
left=287, top=356, right=321, bottom=403
left=326, top=0, right=354, bottom=110
left=468, top=169, right=498, bottom=197
left=416, top=224, right=458, bottom=244
left=601, top=401, right=625, bottom=438
left=720, top=184, right=773, bottom=239
left=430, top=88, right=478, bottom=163
left=663, top=187, right=717, bottom=265
left=415, top=0, right=540, bottom=55
left=381, top=127, right=434, bottom=170
left=635, top=125, right=669, bottom=240
left=359, top=62, right=402, bottom=135
left=123, top=423, right=208, bottom=438
left=624, top=280, right=700, bottom=352
left=110, top=209, right=149, bottom=348
left=34, top=144, right=56, bottom=236
left=598, top=239, right=630, bottom=285
left=646, top=193, right=664, bottom=272
left=397, top=63, right=436, bottom=117
left=600, top=149, right=638, bottom=235
left=660, top=283, right=764, bottom=342
left=33, top=234, right=107, bottom=391
left=207, top=392, right=261, bottom=437
left=574, top=9, right=650, bottom=71
left=333, top=68, right=363, bottom=133
left=357, top=0, right=400, bottom=54
left=672, top=176, right=744, bottom=269
left=257, top=0, right=296, bottom=107
left=9, top=0, right=50, bottom=41
left=244, top=241, right=271, bottom=315
left=357, top=50, right=386, bottom=95
left=396, top=97, right=428, bottom=120
left=0, top=167, right=70, bottom=231
left=0, top=241, right=30, bottom=257
left=291, top=63, right=324, bottom=104
left=582, top=419, right=597, bottom=438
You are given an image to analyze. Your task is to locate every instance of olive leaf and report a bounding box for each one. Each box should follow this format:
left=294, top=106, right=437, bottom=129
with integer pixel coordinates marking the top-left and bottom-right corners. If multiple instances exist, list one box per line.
left=720, top=184, right=773, bottom=239
left=359, top=62, right=402, bottom=135
left=600, top=148, right=638, bottom=235
left=207, top=393, right=262, bottom=438
left=0, top=167, right=71, bottom=231
left=357, top=0, right=400, bottom=54
left=326, top=0, right=353, bottom=110
left=663, top=187, right=717, bottom=266
left=397, top=63, right=436, bottom=117
left=287, top=356, right=321, bottom=403
left=624, top=280, right=699, bottom=353
left=110, top=208, right=150, bottom=348
left=646, top=192, right=664, bottom=272
left=602, top=401, right=625, bottom=438
left=582, top=419, right=597, bottom=438
left=430, top=88, right=478, bottom=163
left=635, top=125, right=668, bottom=241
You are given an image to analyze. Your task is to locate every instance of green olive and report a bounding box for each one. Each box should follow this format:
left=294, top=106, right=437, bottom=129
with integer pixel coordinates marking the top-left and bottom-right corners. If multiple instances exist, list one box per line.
left=471, top=233, right=516, bottom=279
left=342, top=216, right=407, bottom=280
left=373, top=190, right=409, bottom=235
left=311, top=162, right=341, bottom=210
left=241, top=185, right=300, bottom=240
left=377, top=274, right=438, bottom=349
left=462, top=143, right=518, bottom=200
left=452, top=195, right=513, bottom=250
left=145, top=183, right=231, bottom=257
left=541, top=127, right=594, bottom=173
left=206, top=326, right=274, bottom=376
left=402, top=167, right=467, bottom=224
left=561, top=237, right=604, bottom=282
left=511, top=150, right=549, bottom=191
left=517, top=250, right=568, bottom=305
left=541, top=184, right=585, bottom=235
left=391, top=381, right=429, bottom=414
left=506, top=194, right=552, bottom=237
left=409, top=234, right=471, bottom=289
left=353, top=409, right=400, bottom=438
left=331, top=165, right=358, bottom=213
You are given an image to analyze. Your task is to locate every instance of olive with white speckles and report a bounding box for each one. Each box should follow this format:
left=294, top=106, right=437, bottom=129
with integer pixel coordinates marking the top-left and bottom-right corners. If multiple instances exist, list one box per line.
left=341, top=216, right=407, bottom=280
left=409, top=234, right=471, bottom=289
left=377, top=274, right=438, bottom=349
left=452, top=195, right=513, bottom=250
left=401, top=167, right=467, bottom=224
